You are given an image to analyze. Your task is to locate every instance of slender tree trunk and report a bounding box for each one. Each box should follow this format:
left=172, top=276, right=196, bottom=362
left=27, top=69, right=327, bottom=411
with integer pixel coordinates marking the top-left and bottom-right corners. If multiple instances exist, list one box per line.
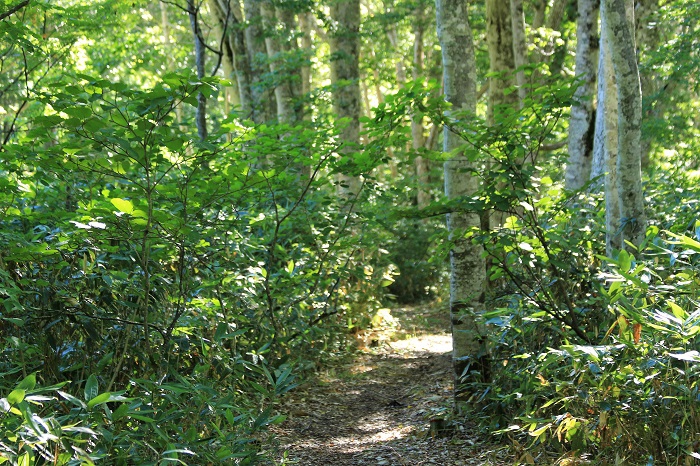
left=277, top=6, right=305, bottom=122
left=533, top=0, right=546, bottom=28
left=546, top=0, right=568, bottom=32
left=594, top=3, right=621, bottom=254
left=436, top=0, right=488, bottom=403
left=603, top=0, right=646, bottom=249
left=188, top=0, right=207, bottom=140
left=635, top=0, right=660, bottom=167
left=565, top=0, right=599, bottom=190
left=210, top=0, right=254, bottom=117
left=413, top=3, right=430, bottom=208
left=330, top=0, right=362, bottom=197
left=244, top=0, right=275, bottom=123
left=510, top=0, right=527, bottom=107
left=299, top=11, right=313, bottom=102
left=487, top=0, right=517, bottom=228
left=261, top=2, right=294, bottom=123
left=486, top=0, right=516, bottom=125
left=161, top=2, right=186, bottom=126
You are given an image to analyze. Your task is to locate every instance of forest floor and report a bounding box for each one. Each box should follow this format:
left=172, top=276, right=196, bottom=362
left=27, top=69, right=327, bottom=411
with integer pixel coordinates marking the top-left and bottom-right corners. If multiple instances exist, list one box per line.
left=266, top=303, right=513, bottom=466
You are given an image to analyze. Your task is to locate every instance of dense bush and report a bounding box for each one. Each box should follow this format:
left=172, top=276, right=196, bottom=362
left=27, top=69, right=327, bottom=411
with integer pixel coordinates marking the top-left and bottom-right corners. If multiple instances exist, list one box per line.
left=0, top=73, right=394, bottom=464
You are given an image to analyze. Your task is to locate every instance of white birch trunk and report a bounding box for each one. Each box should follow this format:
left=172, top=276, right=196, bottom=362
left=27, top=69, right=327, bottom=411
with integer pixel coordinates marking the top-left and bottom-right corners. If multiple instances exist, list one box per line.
left=436, top=0, right=487, bottom=401
left=565, top=0, right=599, bottom=190
left=603, top=0, right=646, bottom=249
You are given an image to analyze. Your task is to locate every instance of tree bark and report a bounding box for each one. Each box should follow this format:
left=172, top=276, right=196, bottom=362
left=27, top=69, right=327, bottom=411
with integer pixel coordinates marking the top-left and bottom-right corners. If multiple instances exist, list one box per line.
left=188, top=0, right=208, bottom=141
left=486, top=0, right=516, bottom=125
left=244, top=0, right=276, bottom=123
left=209, top=0, right=254, bottom=117
left=603, top=0, right=646, bottom=249
left=635, top=0, right=660, bottom=167
left=412, top=3, right=430, bottom=208
left=592, top=5, right=621, bottom=254
left=565, top=0, right=599, bottom=190
left=261, top=2, right=295, bottom=123
left=330, top=0, right=362, bottom=197
left=510, top=0, right=528, bottom=107
left=436, top=0, right=488, bottom=402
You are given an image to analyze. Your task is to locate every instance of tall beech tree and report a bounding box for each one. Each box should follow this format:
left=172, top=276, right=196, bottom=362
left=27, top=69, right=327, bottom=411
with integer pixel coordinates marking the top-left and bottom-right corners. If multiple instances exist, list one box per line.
left=435, top=0, right=488, bottom=401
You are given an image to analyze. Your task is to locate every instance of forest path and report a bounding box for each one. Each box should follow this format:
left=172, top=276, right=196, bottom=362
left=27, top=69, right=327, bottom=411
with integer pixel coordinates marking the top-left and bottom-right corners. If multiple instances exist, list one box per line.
left=268, top=304, right=510, bottom=466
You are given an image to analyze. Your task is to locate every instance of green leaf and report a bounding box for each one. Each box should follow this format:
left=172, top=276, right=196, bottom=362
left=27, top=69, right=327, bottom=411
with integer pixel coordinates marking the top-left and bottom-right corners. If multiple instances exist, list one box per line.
left=110, top=198, right=134, bottom=214
left=63, top=106, right=93, bottom=119
left=87, top=391, right=111, bottom=408
left=669, top=301, right=687, bottom=320
left=7, top=389, right=25, bottom=405
left=84, top=374, right=99, bottom=401
left=16, top=373, right=36, bottom=391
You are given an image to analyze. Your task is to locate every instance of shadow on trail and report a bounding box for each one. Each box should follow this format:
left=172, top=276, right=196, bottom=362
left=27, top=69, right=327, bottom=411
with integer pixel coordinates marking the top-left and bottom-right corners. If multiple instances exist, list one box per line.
left=269, top=306, right=509, bottom=465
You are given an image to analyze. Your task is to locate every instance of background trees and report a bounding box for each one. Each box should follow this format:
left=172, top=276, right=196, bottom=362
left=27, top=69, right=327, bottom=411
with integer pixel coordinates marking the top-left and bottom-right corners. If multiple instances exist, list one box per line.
left=1, top=0, right=699, bottom=463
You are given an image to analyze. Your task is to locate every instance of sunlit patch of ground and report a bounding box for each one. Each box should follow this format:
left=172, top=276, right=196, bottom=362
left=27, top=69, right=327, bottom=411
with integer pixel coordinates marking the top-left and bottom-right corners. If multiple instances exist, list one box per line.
left=266, top=304, right=511, bottom=465
left=389, top=333, right=452, bottom=355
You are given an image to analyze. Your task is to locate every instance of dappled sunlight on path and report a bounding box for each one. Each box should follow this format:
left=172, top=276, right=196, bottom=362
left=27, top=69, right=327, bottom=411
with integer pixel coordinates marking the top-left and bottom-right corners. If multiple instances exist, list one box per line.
left=267, top=305, right=510, bottom=465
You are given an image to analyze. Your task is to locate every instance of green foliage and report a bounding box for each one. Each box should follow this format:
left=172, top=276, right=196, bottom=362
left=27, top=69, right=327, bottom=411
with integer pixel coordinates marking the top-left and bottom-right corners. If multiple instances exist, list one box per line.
left=445, top=72, right=700, bottom=463
left=0, top=69, right=391, bottom=463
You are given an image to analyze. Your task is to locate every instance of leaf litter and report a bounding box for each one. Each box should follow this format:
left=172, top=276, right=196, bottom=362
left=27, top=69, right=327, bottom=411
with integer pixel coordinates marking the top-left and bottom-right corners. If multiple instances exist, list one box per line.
left=266, top=304, right=512, bottom=465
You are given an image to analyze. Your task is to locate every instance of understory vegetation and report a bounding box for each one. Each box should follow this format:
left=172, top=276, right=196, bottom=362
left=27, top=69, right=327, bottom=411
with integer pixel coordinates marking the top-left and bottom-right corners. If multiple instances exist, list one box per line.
left=1, top=0, right=700, bottom=465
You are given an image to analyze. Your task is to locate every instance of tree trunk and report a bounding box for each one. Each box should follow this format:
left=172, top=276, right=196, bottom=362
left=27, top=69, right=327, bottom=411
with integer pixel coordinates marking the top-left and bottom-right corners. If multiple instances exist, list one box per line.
left=244, top=0, right=275, bottom=123
left=532, top=0, right=547, bottom=28
left=210, top=0, right=254, bottom=117
left=436, top=0, right=488, bottom=402
left=261, top=2, right=295, bottom=123
left=510, top=0, right=528, bottom=107
left=635, top=0, right=660, bottom=167
left=595, top=1, right=621, bottom=255
left=486, top=0, right=517, bottom=125
left=565, top=0, right=599, bottom=190
left=330, top=0, right=362, bottom=197
left=487, top=0, right=517, bottom=228
left=603, top=0, right=646, bottom=249
left=277, top=6, right=305, bottom=122
left=412, top=3, right=430, bottom=208
left=188, top=0, right=207, bottom=140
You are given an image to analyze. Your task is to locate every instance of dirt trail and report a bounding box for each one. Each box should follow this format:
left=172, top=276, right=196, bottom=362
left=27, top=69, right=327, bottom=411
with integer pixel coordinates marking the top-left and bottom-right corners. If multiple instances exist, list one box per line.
left=268, top=305, right=511, bottom=465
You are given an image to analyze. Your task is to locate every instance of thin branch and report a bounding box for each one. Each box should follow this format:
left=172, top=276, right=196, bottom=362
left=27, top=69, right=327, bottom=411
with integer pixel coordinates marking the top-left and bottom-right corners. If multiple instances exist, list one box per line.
left=0, top=0, right=30, bottom=22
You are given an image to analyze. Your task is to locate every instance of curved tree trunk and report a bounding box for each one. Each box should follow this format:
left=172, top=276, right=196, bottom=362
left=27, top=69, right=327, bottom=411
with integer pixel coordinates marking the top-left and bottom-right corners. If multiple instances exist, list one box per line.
left=436, top=0, right=488, bottom=403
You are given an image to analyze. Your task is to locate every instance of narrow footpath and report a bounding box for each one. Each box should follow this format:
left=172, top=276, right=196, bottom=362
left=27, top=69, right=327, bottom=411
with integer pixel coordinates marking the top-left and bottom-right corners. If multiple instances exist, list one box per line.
left=268, top=305, right=512, bottom=465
